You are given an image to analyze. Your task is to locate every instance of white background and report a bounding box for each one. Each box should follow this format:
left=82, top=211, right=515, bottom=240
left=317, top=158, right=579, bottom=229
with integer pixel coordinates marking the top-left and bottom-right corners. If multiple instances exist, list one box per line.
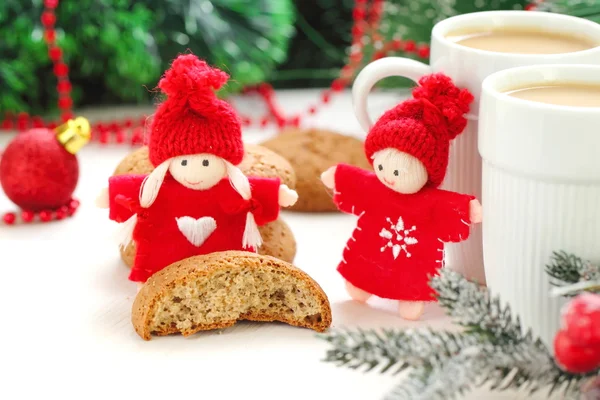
left=0, top=90, right=558, bottom=399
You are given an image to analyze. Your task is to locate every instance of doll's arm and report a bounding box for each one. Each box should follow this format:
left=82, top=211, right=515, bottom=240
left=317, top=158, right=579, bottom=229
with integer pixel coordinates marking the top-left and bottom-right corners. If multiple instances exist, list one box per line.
left=434, top=190, right=477, bottom=243
left=469, top=199, right=483, bottom=224
left=107, top=175, right=145, bottom=222
left=96, top=187, right=109, bottom=208
left=326, top=164, right=378, bottom=216
left=278, top=184, right=298, bottom=207
left=247, top=177, right=281, bottom=225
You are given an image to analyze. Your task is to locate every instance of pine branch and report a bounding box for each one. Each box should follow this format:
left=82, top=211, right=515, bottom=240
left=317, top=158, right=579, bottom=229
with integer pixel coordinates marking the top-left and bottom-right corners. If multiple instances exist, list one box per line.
left=546, top=251, right=600, bottom=296
left=430, top=269, right=527, bottom=344
left=321, top=328, right=487, bottom=400
left=391, top=346, right=487, bottom=400
left=320, top=268, right=595, bottom=399
left=481, top=343, right=571, bottom=394
left=321, top=326, right=585, bottom=400
left=384, top=369, right=429, bottom=400
left=321, top=328, right=477, bottom=374
left=430, top=269, right=592, bottom=392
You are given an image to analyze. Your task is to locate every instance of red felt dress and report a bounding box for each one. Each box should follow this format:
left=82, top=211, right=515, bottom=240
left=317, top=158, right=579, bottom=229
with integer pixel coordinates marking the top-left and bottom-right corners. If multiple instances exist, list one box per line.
left=108, top=174, right=280, bottom=282
left=333, top=164, right=474, bottom=301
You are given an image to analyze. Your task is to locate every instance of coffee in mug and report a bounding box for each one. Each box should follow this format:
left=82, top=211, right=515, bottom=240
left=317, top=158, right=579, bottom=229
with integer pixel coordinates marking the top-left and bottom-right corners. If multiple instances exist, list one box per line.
left=505, top=83, right=600, bottom=107
left=446, top=28, right=597, bottom=54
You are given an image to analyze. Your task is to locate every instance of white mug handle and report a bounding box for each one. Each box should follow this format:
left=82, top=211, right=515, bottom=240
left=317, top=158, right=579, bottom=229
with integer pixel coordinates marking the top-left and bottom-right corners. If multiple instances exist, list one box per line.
left=352, top=57, right=432, bottom=132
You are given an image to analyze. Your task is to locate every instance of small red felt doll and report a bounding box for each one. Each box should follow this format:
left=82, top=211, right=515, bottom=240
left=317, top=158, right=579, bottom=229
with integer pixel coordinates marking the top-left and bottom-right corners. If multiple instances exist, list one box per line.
left=321, top=74, right=482, bottom=320
left=97, top=54, right=297, bottom=283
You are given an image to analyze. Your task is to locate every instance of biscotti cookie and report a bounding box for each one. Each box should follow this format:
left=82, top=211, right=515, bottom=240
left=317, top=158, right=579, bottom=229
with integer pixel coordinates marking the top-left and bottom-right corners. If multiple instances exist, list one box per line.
left=261, top=129, right=371, bottom=212
left=132, top=251, right=332, bottom=340
left=113, top=145, right=297, bottom=264
left=120, top=218, right=296, bottom=266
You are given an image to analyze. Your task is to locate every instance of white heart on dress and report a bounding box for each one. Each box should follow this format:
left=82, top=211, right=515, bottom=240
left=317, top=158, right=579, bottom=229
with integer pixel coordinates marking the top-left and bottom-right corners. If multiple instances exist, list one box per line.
left=176, top=216, right=217, bottom=247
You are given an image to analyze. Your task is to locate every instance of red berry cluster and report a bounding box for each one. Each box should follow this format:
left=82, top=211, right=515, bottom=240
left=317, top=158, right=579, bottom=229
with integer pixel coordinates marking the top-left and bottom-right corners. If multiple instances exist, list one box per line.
left=2, top=199, right=80, bottom=225
left=554, top=292, right=600, bottom=374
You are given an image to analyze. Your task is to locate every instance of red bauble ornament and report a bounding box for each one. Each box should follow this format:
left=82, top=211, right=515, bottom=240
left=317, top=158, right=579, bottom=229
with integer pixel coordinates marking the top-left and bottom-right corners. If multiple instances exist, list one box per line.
left=0, top=119, right=90, bottom=211
left=554, top=329, right=600, bottom=374
left=0, top=129, right=78, bottom=210
left=562, top=293, right=600, bottom=347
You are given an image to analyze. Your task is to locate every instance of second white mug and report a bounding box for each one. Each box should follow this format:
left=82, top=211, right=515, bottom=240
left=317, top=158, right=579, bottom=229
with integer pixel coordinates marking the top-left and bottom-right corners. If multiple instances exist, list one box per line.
left=479, top=64, right=600, bottom=348
left=352, top=10, right=600, bottom=284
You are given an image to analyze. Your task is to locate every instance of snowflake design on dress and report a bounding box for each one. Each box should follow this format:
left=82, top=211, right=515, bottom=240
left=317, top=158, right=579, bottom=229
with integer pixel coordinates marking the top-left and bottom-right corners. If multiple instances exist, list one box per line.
left=379, top=216, right=418, bottom=259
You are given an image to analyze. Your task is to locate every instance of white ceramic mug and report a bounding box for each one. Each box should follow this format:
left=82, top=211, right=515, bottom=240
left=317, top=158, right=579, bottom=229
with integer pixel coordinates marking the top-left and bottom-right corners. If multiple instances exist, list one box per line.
left=352, top=11, right=600, bottom=284
left=479, top=64, right=600, bottom=348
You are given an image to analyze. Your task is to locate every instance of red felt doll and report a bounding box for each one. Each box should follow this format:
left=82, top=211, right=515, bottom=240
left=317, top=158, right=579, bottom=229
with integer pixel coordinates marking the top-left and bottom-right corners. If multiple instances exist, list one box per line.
left=321, top=74, right=482, bottom=320
left=97, top=54, right=297, bottom=284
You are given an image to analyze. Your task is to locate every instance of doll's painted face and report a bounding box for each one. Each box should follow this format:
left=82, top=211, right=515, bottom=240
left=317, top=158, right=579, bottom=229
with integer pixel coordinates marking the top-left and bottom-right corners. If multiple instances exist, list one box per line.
left=169, top=153, right=227, bottom=190
left=372, top=148, right=428, bottom=194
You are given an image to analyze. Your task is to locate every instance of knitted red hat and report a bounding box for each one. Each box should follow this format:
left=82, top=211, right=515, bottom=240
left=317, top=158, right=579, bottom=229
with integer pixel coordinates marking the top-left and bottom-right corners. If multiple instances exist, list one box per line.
left=364, top=73, right=473, bottom=187
left=148, top=54, right=244, bottom=167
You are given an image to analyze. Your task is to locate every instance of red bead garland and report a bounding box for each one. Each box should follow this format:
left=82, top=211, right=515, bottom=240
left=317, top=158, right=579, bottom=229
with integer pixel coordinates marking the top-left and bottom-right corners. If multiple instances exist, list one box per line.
left=1, top=198, right=80, bottom=225
left=41, top=0, right=73, bottom=124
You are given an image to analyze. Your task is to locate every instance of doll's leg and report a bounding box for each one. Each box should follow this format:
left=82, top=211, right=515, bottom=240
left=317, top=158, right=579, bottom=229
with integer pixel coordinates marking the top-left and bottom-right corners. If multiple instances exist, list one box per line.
left=345, top=280, right=372, bottom=302
left=397, top=301, right=425, bottom=320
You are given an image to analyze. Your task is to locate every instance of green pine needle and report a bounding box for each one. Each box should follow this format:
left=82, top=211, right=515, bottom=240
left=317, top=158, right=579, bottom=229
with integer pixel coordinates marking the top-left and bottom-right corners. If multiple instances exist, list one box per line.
left=546, top=251, right=600, bottom=295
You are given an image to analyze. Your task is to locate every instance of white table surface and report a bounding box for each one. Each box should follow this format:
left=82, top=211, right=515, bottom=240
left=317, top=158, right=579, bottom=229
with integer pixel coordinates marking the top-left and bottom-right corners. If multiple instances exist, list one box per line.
left=0, top=90, right=556, bottom=399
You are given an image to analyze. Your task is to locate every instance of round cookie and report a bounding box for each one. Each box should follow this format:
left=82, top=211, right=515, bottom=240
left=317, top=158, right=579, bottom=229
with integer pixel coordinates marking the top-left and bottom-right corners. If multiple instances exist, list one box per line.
left=120, top=240, right=136, bottom=267
left=239, top=143, right=296, bottom=188
left=113, top=146, right=153, bottom=176
left=256, top=218, right=296, bottom=263
left=132, top=251, right=332, bottom=340
left=113, top=144, right=297, bottom=265
left=261, top=129, right=371, bottom=212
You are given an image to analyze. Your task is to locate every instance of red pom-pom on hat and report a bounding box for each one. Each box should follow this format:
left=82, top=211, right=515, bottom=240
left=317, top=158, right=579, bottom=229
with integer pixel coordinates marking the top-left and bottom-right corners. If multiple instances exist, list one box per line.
left=412, top=74, right=473, bottom=140
left=158, top=55, right=228, bottom=108
left=364, top=73, right=473, bottom=187
left=149, top=54, right=243, bottom=167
